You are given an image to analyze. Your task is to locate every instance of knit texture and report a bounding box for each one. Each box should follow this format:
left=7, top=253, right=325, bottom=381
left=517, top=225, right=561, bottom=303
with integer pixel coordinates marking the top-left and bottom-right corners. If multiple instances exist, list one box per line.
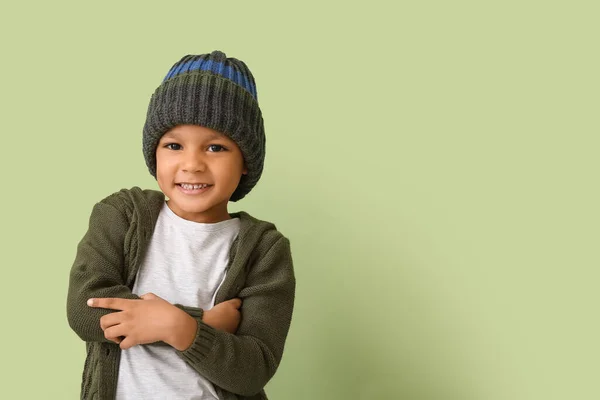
left=142, top=50, right=266, bottom=202
left=66, top=187, right=295, bottom=399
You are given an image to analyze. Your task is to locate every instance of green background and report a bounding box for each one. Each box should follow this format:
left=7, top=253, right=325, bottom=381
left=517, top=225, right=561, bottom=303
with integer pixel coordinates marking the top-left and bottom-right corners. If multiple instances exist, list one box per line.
left=1, top=1, right=598, bottom=399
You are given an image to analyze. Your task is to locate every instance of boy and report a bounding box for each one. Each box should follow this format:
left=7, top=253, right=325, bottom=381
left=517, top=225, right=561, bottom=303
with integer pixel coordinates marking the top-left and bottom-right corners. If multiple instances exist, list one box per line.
left=66, top=50, right=296, bottom=400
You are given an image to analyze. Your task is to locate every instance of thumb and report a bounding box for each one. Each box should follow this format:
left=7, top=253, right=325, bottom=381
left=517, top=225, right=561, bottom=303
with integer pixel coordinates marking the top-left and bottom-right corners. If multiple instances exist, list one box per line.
left=140, top=292, right=158, bottom=300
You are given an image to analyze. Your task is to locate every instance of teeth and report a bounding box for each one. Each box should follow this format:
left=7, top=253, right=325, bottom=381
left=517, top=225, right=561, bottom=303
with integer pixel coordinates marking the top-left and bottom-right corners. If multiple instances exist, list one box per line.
left=180, top=183, right=208, bottom=190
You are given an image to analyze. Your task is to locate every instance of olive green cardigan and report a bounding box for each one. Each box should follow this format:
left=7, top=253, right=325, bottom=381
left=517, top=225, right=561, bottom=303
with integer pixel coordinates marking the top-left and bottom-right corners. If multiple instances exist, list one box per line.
left=66, top=187, right=296, bottom=400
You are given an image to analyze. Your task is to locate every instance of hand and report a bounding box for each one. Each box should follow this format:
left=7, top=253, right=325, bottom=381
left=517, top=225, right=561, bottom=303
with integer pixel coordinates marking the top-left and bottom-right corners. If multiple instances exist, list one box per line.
left=203, top=298, right=243, bottom=334
left=88, top=292, right=182, bottom=350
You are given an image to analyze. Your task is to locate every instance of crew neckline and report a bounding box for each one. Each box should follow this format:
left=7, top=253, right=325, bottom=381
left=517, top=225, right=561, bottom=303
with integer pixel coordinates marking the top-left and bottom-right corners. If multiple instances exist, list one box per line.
left=162, top=202, right=240, bottom=232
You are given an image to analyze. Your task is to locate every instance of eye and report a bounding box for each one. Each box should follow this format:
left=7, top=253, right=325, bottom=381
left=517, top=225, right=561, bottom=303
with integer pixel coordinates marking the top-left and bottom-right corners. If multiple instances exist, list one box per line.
left=164, top=143, right=182, bottom=150
left=208, top=144, right=227, bottom=152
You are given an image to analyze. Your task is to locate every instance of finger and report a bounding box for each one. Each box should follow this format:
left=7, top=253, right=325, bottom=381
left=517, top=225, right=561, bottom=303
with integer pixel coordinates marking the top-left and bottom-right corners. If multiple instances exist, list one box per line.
left=99, top=312, right=123, bottom=330
left=88, top=297, right=131, bottom=310
left=105, top=324, right=128, bottom=340
left=229, top=298, right=242, bottom=309
left=120, top=336, right=137, bottom=350
left=107, top=336, right=122, bottom=344
left=140, top=292, right=157, bottom=300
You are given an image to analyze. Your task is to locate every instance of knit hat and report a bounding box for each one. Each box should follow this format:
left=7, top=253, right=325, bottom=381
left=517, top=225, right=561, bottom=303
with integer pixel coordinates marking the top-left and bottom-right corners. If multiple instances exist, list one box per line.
left=142, top=50, right=265, bottom=202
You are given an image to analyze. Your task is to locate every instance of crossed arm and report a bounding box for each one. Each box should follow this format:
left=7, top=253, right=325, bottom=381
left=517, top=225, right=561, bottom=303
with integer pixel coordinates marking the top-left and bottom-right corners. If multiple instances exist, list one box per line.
left=66, top=200, right=296, bottom=396
left=86, top=293, right=242, bottom=350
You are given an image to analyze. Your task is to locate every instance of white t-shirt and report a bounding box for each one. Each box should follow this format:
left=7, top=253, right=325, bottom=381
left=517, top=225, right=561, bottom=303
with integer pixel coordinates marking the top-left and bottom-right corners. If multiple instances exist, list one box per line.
left=116, top=201, right=241, bottom=400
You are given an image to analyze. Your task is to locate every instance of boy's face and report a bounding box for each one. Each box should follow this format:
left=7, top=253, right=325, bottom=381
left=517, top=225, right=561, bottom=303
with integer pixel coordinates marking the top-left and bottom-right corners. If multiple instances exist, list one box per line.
left=156, top=124, right=248, bottom=223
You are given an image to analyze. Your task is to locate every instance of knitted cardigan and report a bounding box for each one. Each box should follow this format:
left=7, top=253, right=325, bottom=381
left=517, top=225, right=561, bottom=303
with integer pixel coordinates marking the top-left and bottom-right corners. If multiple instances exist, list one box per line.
left=66, top=186, right=296, bottom=400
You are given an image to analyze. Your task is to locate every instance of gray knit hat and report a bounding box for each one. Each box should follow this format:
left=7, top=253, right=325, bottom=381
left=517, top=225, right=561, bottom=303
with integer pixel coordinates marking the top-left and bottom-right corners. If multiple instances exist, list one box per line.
left=142, top=50, right=265, bottom=202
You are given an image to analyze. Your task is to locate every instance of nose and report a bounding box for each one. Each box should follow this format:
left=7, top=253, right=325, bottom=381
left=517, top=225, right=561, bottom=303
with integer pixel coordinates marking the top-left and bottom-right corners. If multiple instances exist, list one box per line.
left=182, top=150, right=207, bottom=172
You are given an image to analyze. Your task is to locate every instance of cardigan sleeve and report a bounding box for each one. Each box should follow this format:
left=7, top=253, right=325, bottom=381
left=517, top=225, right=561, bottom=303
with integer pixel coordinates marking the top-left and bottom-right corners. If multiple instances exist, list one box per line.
left=174, top=235, right=296, bottom=397
left=66, top=198, right=224, bottom=345
left=66, top=200, right=143, bottom=343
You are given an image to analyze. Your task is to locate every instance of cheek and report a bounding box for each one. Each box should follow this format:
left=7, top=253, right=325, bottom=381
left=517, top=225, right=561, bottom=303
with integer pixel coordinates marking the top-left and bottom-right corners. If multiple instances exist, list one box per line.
left=155, top=158, right=174, bottom=182
left=225, top=159, right=245, bottom=178
left=231, top=151, right=246, bottom=173
left=156, top=152, right=173, bottom=169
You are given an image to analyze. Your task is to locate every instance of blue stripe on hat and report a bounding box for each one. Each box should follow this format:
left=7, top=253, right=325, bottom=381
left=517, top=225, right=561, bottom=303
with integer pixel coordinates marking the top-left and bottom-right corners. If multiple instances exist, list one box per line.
left=163, top=59, right=256, bottom=99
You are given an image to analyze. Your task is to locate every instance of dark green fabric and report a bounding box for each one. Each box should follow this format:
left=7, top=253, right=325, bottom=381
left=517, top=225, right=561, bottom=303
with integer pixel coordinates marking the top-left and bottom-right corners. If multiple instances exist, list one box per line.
left=66, top=186, right=295, bottom=399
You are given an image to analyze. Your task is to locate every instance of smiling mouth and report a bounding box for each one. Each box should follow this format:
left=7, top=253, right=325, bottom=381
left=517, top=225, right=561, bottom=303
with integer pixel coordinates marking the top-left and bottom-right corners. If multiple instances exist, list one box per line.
left=177, top=183, right=213, bottom=190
